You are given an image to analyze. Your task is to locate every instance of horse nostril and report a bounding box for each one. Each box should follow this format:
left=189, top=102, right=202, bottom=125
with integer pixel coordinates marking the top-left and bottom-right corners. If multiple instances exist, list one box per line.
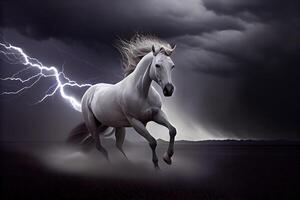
left=170, top=88, right=174, bottom=93
left=166, top=84, right=174, bottom=91
left=163, top=89, right=168, bottom=95
left=163, top=83, right=174, bottom=96
left=170, top=85, right=174, bottom=93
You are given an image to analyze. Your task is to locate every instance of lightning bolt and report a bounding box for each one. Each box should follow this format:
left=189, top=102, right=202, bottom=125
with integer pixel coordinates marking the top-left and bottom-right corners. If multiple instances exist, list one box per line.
left=0, top=42, right=92, bottom=112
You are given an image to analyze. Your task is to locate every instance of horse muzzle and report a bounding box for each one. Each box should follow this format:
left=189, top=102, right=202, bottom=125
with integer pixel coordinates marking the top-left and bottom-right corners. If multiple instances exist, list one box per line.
left=163, top=83, right=174, bottom=97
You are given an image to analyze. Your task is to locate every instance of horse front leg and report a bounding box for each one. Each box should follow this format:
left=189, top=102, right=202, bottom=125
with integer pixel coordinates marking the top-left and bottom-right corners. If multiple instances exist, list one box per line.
left=152, top=109, right=177, bottom=165
left=127, top=117, right=159, bottom=169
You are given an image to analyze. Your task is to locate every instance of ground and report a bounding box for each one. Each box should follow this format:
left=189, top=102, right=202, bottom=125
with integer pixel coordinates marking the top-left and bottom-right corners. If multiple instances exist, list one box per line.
left=1, top=139, right=300, bottom=200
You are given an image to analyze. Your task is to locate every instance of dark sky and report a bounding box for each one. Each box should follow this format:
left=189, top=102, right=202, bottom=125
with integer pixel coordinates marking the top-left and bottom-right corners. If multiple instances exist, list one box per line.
left=1, top=0, right=300, bottom=141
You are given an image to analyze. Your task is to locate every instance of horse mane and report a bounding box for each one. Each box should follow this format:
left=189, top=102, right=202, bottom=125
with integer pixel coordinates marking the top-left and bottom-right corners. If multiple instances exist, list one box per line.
left=116, top=34, right=172, bottom=77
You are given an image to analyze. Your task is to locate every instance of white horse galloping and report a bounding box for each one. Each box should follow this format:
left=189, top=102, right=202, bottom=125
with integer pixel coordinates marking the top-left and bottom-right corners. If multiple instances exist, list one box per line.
left=68, top=35, right=177, bottom=168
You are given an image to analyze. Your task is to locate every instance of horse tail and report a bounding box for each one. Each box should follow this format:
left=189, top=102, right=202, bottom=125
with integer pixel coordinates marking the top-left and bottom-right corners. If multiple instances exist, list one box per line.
left=66, top=122, right=115, bottom=152
left=66, top=122, right=94, bottom=152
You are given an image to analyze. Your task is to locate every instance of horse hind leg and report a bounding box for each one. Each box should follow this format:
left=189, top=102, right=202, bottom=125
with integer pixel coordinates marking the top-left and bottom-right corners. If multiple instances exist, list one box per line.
left=94, top=129, right=109, bottom=161
left=115, top=127, right=128, bottom=159
left=82, top=105, right=109, bottom=161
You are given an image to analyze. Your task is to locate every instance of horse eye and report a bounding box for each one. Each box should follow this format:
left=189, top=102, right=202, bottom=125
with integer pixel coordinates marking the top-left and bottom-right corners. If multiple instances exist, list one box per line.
left=171, top=65, right=175, bottom=69
left=155, top=64, right=161, bottom=68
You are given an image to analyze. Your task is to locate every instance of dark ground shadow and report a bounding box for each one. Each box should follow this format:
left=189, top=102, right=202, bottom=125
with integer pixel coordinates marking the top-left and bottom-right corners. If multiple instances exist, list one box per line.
left=0, top=139, right=300, bottom=200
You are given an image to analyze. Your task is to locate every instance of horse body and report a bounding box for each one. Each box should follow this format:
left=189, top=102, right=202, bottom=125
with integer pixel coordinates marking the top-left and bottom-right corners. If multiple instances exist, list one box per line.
left=82, top=53, right=162, bottom=128
left=76, top=35, right=177, bottom=168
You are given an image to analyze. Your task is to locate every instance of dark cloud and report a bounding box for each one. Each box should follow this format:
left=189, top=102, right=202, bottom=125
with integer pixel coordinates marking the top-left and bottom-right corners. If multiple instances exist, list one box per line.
left=202, top=0, right=300, bottom=22
left=1, top=0, right=300, bottom=140
left=1, top=0, right=246, bottom=45
left=172, top=22, right=300, bottom=138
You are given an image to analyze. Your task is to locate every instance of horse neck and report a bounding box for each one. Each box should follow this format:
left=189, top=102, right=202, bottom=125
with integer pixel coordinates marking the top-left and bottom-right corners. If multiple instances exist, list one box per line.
left=130, top=53, right=153, bottom=97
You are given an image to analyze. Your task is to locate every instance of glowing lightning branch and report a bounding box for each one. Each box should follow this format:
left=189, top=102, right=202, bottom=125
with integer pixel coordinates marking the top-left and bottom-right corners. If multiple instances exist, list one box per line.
left=0, top=42, right=92, bottom=112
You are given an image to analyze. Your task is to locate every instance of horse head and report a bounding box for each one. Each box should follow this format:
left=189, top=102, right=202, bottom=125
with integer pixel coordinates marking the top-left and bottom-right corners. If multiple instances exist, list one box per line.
left=150, top=44, right=176, bottom=97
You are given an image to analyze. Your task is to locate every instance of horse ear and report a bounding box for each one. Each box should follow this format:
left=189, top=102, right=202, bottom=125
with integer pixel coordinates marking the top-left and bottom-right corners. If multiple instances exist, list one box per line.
left=165, top=44, right=176, bottom=56
left=152, top=45, right=159, bottom=56
left=171, top=44, right=176, bottom=51
left=152, top=45, right=156, bottom=55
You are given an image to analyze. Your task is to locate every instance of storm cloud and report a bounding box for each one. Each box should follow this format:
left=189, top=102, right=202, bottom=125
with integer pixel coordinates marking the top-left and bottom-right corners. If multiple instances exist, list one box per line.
left=1, top=0, right=300, bottom=140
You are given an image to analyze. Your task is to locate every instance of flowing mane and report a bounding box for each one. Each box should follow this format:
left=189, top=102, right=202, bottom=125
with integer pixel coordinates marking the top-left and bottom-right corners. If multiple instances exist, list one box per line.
left=116, top=34, right=172, bottom=77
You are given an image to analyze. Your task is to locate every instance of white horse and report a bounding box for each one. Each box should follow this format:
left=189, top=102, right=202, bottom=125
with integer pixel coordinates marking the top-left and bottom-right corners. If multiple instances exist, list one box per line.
left=68, top=35, right=177, bottom=168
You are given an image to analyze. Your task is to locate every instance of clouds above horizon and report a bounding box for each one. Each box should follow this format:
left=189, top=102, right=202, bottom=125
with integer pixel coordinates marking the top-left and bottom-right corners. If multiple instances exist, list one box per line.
left=1, top=0, right=246, bottom=41
left=1, top=0, right=300, bottom=140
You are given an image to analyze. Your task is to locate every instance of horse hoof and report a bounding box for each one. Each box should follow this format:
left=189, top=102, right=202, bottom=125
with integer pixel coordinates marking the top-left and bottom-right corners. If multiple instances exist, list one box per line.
left=163, top=152, right=172, bottom=165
